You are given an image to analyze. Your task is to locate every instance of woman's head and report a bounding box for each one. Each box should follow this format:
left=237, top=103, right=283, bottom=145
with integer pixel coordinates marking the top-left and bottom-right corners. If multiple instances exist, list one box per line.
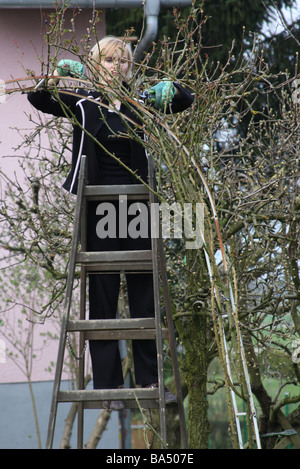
left=89, top=36, right=133, bottom=83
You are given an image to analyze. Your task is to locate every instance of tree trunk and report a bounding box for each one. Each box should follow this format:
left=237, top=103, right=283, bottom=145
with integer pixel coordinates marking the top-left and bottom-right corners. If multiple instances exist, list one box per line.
left=180, top=249, right=211, bottom=448
left=183, top=312, right=210, bottom=448
left=85, top=409, right=112, bottom=449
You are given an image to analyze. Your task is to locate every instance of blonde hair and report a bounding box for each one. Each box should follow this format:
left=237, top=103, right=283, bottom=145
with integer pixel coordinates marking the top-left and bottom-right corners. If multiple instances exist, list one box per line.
left=90, top=36, right=133, bottom=80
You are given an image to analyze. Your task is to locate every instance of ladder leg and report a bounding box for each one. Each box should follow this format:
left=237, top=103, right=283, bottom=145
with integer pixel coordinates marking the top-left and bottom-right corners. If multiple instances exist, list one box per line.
left=77, top=267, right=87, bottom=449
left=148, top=156, right=187, bottom=448
left=76, top=191, right=88, bottom=450
left=77, top=403, right=84, bottom=449
left=148, top=159, right=167, bottom=446
left=152, top=234, right=167, bottom=446
left=46, top=315, right=68, bottom=449
left=46, top=156, right=87, bottom=449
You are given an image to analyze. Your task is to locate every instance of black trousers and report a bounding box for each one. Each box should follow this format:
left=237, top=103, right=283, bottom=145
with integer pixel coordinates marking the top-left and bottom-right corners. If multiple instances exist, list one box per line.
left=86, top=199, right=158, bottom=389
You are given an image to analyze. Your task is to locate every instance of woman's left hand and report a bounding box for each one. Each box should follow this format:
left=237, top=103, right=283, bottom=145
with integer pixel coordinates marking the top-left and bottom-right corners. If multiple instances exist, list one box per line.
left=148, top=80, right=176, bottom=110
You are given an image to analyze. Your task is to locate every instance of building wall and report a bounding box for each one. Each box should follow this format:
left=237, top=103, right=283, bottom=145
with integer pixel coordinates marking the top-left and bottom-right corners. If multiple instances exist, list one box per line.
left=0, top=8, right=105, bottom=385
left=0, top=8, right=118, bottom=450
left=0, top=380, right=119, bottom=449
left=0, top=7, right=105, bottom=181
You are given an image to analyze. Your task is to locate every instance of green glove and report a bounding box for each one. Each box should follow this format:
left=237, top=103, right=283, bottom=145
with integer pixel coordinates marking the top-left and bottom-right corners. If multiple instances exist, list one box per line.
left=148, top=80, right=176, bottom=110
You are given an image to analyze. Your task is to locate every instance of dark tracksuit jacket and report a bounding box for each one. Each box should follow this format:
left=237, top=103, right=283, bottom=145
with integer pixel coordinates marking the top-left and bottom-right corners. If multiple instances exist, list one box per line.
left=28, top=83, right=194, bottom=389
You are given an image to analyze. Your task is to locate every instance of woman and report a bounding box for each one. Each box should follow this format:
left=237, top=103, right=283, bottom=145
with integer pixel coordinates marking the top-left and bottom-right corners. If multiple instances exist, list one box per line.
left=28, top=36, right=193, bottom=410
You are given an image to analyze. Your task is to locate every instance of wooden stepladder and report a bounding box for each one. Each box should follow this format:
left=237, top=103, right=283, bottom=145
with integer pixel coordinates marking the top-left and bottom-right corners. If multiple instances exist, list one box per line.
left=46, top=155, right=188, bottom=449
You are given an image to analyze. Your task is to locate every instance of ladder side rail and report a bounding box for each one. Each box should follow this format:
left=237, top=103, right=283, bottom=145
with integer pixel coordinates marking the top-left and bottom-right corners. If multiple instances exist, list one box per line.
left=202, top=234, right=260, bottom=449
left=148, top=151, right=188, bottom=448
left=222, top=317, right=261, bottom=449
left=46, top=155, right=87, bottom=449
left=227, top=281, right=261, bottom=449
left=148, top=157, right=167, bottom=446
left=221, top=321, right=244, bottom=449
left=77, top=168, right=88, bottom=449
left=77, top=266, right=87, bottom=449
left=152, top=232, right=167, bottom=446
left=64, top=155, right=87, bottom=308
left=238, top=330, right=261, bottom=449
left=46, top=314, right=69, bottom=449
left=148, top=155, right=188, bottom=448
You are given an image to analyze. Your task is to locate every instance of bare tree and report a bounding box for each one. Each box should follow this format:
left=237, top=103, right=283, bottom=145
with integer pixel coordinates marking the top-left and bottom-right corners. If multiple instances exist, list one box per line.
left=1, top=2, right=299, bottom=449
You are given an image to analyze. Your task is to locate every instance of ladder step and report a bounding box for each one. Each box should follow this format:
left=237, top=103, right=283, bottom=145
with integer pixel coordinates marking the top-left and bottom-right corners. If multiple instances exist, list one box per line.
left=57, top=388, right=160, bottom=409
left=67, top=318, right=169, bottom=340
left=83, top=184, right=150, bottom=201
left=76, top=250, right=152, bottom=272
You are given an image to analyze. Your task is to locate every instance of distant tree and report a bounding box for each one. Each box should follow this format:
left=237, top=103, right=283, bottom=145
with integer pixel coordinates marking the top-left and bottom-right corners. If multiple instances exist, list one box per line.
left=105, top=0, right=298, bottom=64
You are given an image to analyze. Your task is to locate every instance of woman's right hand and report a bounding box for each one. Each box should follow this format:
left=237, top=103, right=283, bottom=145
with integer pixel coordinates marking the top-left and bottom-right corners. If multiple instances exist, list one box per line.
left=48, top=69, right=60, bottom=87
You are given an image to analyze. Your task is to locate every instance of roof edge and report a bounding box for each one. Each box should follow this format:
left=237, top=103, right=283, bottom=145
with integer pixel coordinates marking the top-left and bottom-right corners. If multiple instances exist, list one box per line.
left=0, top=0, right=191, bottom=9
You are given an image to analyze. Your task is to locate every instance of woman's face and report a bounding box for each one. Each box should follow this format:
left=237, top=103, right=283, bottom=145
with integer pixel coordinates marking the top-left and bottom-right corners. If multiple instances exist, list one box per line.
left=98, top=48, right=130, bottom=84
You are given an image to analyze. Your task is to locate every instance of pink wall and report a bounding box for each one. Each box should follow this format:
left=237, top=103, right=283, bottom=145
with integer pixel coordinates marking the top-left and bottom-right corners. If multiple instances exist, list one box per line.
left=0, top=8, right=105, bottom=176
left=0, top=8, right=105, bottom=383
